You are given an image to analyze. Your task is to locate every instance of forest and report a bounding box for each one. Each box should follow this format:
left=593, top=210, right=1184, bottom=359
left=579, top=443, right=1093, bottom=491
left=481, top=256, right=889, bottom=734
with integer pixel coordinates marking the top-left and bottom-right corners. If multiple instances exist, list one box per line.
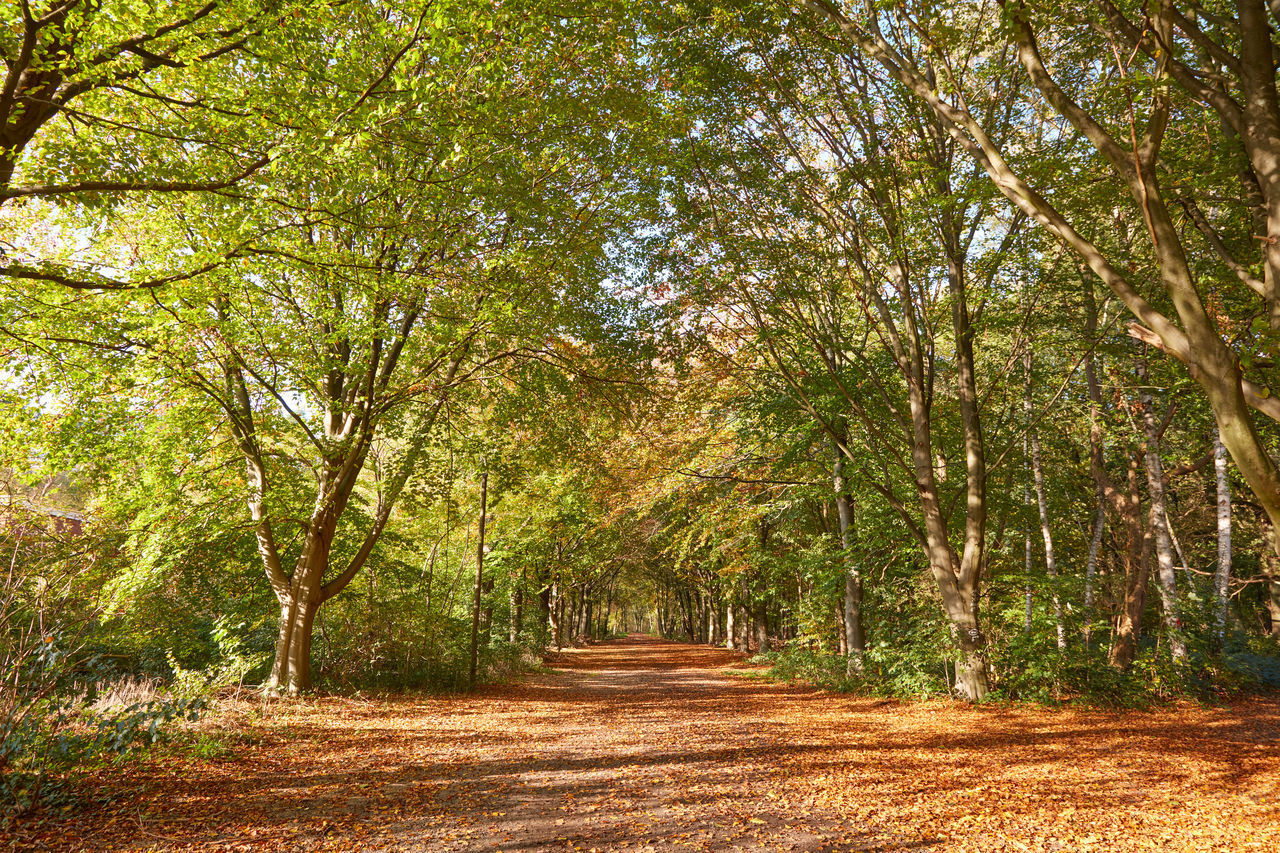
left=3, top=0, right=1280, bottom=849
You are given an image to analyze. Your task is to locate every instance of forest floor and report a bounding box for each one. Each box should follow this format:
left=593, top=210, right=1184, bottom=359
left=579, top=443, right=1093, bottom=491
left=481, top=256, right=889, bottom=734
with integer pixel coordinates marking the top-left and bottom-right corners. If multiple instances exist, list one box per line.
left=14, top=635, right=1280, bottom=853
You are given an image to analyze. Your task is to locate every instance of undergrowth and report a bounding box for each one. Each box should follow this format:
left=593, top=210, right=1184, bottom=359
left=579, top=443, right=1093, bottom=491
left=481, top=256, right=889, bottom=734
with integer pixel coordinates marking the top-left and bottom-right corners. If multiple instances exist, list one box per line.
left=749, top=633, right=1280, bottom=708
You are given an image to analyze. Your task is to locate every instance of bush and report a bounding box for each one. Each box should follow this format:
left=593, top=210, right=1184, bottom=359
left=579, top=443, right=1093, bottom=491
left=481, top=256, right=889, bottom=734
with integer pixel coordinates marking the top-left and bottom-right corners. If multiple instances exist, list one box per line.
left=166, top=618, right=269, bottom=702
left=1223, top=650, right=1280, bottom=691
left=750, top=646, right=845, bottom=688
left=1, top=644, right=202, bottom=822
left=755, top=624, right=1280, bottom=708
left=989, top=631, right=1142, bottom=706
left=314, top=607, right=544, bottom=693
left=753, top=633, right=954, bottom=700
left=0, top=506, right=202, bottom=821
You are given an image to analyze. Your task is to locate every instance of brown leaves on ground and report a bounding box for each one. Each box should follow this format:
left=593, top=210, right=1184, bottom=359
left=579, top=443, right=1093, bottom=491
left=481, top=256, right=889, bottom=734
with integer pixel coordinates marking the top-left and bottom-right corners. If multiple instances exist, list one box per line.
left=14, top=635, right=1280, bottom=852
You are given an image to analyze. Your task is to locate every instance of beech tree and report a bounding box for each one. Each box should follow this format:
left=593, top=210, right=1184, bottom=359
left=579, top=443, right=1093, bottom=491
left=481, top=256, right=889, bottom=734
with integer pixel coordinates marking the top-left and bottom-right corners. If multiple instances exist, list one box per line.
left=0, top=0, right=311, bottom=290
left=803, top=0, right=1280, bottom=566
left=658, top=8, right=1033, bottom=697
left=6, top=0, right=655, bottom=693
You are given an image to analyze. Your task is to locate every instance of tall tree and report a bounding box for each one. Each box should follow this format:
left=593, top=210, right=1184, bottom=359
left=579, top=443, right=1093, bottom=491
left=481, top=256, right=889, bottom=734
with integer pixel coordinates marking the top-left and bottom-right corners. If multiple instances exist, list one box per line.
left=6, top=0, right=653, bottom=693
left=806, top=0, right=1280, bottom=563
left=0, top=0, right=309, bottom=290
left=657, top=10, right=1035, bottom=697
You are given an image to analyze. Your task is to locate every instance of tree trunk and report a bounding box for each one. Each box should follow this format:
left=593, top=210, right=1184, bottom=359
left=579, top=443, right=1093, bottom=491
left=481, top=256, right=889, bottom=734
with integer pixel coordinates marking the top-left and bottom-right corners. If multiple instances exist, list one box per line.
left=549, top=581, right=561, bottom=650
left=725, top=602, right=736, bottom=650
left=468, top=468, right=488, bottom=690
left=265, top=512, right=340, bottom=695
left=1083, top=289, right=1106, bottom=642
left=537, top=565, right=551, bottom=638
left=1026, top=350, right=1065, bottom=647
left=754, top=521, right=771, bottom=654
left=1138, top=368, right=1188, bottom=662
left=1214, top=429, right=1233, bottom=645
left=1110, top=459, right=1151, bottom=669
left=754, top=605, right=769, bottom=654
left=605, top=586, right=614, bottom=638
left=1030, top=432, right=1065, bottom=648
left=511, top=576, right=523, bottom=644
left=1262, top=518, right=1280, bottom=640
left=1023, top=453, right=1034, bottom=633
left=1083, top=305, right=1160, bottom=667
left=850, top=249, right=992, bottom=699
left=842, top=569, right=863, bottom=671
left=1085, top=484, right=1105, bottom=632
left=423, top=541, right=438, bottom=617
left=268, top=593, right=320, bottom=695
left=481, top=577, right=495, bottom=647
left=924, top=242, right=991, bottom=701
left=939, top=223, right=991, bottom=700
left=832, top=436, right=864, bottom=671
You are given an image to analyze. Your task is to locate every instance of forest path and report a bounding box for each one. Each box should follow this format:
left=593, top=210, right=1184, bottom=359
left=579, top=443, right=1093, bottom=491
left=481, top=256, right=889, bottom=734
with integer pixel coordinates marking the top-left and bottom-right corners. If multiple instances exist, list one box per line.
left=28, top=635, right=1280, bottom=853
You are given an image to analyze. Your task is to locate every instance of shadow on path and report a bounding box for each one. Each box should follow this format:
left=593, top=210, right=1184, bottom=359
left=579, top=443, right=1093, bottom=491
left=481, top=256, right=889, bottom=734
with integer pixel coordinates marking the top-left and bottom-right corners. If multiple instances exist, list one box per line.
left=29, top=633, right=1280, bottom=853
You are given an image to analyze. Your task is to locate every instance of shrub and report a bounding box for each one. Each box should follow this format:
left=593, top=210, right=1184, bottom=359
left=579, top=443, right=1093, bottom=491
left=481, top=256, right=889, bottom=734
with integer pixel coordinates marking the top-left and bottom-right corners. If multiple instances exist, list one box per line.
left=1, top=643, right=202, bottom=822
left=0, top=505, right=202, bottom=821
left=989, top=631, right=1142, bottom=706
left=754, top=633, right=954, bottom=700
left=166, top=618, right=269, bottom=702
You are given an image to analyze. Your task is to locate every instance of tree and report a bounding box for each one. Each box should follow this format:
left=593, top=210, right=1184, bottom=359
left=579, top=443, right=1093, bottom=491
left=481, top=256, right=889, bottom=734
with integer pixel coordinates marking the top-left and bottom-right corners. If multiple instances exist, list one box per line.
left=0, top=0, right=312, bottom=290
left=0, top=0, right=290, bottom=198
left=6, top=0, right=653, bottom=693
left=655, top=10, right=1033, bottom=697
left=805, top=0, right=1280, bottom=567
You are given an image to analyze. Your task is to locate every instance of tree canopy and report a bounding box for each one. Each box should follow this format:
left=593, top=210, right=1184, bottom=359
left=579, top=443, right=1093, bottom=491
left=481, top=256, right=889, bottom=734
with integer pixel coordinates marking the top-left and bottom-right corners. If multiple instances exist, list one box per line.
left=4, top=0, right=1280, bottom=732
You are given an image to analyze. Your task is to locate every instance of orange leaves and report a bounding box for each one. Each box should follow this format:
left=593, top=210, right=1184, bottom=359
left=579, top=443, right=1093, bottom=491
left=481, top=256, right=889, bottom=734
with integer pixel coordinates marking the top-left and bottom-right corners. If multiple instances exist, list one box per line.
left=15, top=637, right=1280, bottom=852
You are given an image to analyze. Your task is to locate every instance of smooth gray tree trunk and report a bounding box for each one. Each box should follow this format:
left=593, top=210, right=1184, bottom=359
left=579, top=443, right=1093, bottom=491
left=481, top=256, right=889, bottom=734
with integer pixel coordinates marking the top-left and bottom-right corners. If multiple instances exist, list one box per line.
left=1085, top=486, right=1105, bottom=615
left=468, top=467, right=488, bottom=690
left=1023, top=461, right=1033, bottom=633
left=1214, top=430, right=1233, bottom=644
left=1025, top=351, right=1065, bottom=647
left=1138, top=374, right=1188, bottom=661
left=833, top=441, right=864, bottom=671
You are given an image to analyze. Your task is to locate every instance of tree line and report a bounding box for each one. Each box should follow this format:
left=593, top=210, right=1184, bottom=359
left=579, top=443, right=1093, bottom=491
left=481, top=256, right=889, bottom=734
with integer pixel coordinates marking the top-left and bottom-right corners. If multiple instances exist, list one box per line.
left=2, top=0, right=1279, bottom=726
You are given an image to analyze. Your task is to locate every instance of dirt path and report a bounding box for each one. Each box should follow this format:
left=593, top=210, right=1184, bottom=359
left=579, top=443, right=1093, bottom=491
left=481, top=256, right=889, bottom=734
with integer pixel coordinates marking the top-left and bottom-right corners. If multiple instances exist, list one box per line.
left=21, top=635, right=1280, bottom=853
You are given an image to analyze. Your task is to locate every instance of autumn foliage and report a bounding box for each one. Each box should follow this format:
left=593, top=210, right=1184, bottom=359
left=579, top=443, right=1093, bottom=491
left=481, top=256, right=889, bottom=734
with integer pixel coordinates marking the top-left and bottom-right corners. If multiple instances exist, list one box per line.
left=17, top=637, right=1280, bottom=852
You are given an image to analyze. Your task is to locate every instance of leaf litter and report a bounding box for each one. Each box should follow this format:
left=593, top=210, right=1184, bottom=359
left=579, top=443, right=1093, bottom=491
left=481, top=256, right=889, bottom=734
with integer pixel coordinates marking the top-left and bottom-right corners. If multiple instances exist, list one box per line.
left=13, top=636, right=1279, bottom=852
